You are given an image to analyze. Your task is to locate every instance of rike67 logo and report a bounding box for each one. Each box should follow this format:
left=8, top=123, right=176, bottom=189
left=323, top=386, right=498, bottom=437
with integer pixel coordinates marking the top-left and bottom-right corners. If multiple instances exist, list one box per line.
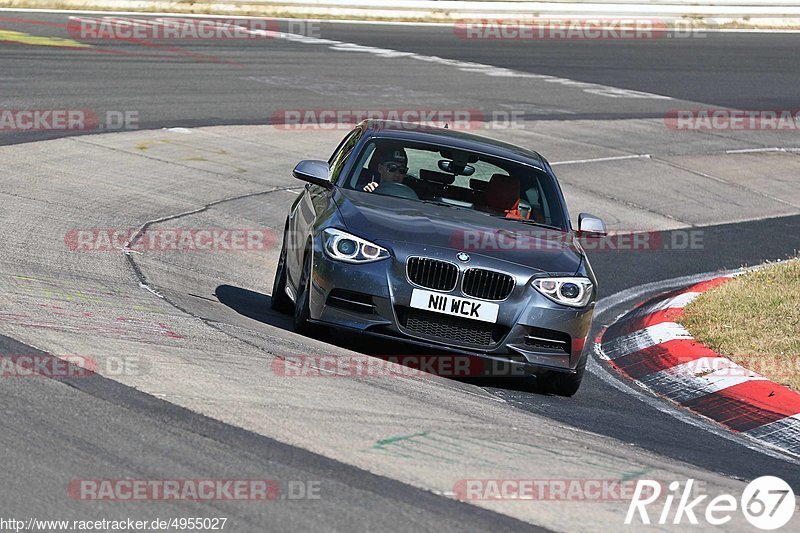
left=626, top=477, right=795, bottom=530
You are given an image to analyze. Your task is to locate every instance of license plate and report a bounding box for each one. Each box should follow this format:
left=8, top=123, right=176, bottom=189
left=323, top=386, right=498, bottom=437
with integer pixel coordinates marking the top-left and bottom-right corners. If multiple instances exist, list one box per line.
left=409, top=289, right=499, bottom=323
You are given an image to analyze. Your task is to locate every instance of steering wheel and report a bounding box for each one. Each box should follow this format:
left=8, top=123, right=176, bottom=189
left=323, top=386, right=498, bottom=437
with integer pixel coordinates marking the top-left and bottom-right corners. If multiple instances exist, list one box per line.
left=373, top=182, right=419, bottom=200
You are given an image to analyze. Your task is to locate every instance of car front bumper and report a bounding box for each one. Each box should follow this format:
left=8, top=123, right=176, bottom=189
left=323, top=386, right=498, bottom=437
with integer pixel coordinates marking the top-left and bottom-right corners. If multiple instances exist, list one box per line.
left=306, top=238, right=594, bottom=373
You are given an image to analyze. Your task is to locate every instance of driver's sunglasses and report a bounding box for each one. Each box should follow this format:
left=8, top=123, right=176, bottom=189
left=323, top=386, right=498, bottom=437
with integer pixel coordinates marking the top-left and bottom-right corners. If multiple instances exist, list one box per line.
left=384, top=163, right=408, bottom=174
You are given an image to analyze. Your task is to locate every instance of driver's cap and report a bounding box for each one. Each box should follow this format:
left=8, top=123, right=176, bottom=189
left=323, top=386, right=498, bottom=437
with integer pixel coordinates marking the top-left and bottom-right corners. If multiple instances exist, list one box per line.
left=380, top=149, right=408, bottom=166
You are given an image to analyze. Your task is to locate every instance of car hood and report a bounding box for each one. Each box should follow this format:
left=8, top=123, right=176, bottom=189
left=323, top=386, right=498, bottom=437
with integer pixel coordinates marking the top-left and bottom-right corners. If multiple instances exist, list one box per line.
left=334, top=188, right=582, bottom=274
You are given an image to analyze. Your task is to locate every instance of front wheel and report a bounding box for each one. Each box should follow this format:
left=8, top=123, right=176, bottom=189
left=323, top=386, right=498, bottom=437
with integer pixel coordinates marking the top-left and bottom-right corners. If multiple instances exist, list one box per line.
left=270, top=233, right=293, bottom=314
left=293, top=250, right=315, bottom=335
left=538, top=350, right=587, bottom=397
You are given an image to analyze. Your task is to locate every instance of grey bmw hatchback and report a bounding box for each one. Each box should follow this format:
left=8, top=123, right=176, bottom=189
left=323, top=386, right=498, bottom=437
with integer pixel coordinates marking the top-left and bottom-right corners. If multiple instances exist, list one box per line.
left=271, top=120, right=607, bottom=396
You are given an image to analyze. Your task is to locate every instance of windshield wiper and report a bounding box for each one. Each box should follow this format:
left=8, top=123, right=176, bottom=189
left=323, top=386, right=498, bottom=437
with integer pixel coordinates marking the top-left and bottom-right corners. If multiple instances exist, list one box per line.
left=419, top=200, right=473, bottom=210
left=490, top=216, right=562, bottom=230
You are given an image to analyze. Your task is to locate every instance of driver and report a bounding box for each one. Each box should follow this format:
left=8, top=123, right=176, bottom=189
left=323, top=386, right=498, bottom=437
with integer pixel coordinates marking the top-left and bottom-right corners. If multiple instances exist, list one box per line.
left=362, top=149, right=409, bottom=193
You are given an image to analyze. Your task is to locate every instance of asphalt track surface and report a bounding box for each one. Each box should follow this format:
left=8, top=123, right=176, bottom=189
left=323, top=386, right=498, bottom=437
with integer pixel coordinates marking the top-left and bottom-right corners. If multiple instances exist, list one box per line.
left=2, top=10, right=800, bottom=530
left=2, top=14, right=800, bottom=144
left=317, top=26, right=800, bottom=111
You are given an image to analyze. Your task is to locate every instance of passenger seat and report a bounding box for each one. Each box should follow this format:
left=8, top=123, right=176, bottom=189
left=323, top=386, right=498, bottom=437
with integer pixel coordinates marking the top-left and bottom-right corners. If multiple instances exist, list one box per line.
left=486, top=174, right=525, bottom=219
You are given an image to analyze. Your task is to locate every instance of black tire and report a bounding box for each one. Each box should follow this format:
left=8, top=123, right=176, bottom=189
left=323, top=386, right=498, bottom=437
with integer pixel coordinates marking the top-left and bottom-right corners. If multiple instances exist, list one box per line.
left=540, top=350, right=587, bottom=397
left=270, top=232, right=294, bottom=314
left=293, top=249, right=314, bottom=335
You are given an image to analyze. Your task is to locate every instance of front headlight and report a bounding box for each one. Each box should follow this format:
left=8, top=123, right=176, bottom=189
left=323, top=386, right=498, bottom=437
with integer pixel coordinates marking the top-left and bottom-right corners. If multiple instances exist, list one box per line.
left=532, top=277, right=593, bottom=308
left=322, top=228, right=390, bottom=263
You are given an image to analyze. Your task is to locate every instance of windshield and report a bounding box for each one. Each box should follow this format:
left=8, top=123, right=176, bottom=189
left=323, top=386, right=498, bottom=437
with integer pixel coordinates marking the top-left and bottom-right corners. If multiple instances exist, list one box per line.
left=341, top=139, right=567, bottom=229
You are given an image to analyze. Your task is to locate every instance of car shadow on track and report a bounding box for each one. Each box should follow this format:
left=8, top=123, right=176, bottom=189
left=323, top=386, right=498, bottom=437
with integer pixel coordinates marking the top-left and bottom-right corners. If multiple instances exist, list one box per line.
left=332, top=330, right=549, bottom=395
left=215, top=283, right=550, bottom=396
left=214, top=284, right=293, bottom=328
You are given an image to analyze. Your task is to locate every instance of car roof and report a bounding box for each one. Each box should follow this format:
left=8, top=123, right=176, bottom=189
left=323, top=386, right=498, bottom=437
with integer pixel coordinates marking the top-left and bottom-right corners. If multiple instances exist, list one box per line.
left=356, top=120, right=547, bottom=169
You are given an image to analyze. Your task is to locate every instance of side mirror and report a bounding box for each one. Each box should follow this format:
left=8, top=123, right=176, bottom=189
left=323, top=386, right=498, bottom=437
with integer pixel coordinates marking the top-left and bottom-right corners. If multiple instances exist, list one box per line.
left=293, top=160, right=333, bottom=189
left=577, top=213, right=607, bottom=237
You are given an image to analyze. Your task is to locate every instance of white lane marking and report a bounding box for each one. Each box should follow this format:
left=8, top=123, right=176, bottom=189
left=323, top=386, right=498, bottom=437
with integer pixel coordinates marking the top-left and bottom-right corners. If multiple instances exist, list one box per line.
left=653, top=291, right=700, bottom=310
left=627, top=291, right=701, bottom=319
left=139, top=282, right=164, bottom=299
left=551, top=154, right=651, bottom=165
left=745, top=413, right=800, bottom=456
left=640, top=357, right=767, bottom=404
left=601, top=321, right=693, bottom=360
left=602, top=292, right=695, bottom=329
left=725, top=147, right=800, bottom=154
left=71, top=14, right=670, bottom=100
left=109, top=16, right=159, bottom=27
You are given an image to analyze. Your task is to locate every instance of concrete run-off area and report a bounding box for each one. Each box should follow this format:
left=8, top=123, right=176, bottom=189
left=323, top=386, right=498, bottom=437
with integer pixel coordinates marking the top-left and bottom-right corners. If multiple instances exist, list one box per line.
left=0, top=120, right=798, bottom=530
